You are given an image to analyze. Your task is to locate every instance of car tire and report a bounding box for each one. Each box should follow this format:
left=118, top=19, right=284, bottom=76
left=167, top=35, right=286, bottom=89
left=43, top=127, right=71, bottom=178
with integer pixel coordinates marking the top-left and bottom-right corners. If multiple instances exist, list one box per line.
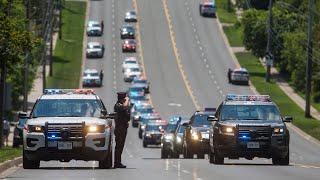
left=23, top=150, right=40, bottom=169
left=143, top=141, right=147, bottom=148
left=272, top=149, right=289, bottom=166
left=209, top=151, right=215, bottom=164
left=99, top=135, right=113, bottom=169
left=161, top=149, right=169, bottom=159
left=213, top=148, right=224, bottom=165
left=197, top=153, right=205, bottom=159
left=183, top=143, right=193, bottom=159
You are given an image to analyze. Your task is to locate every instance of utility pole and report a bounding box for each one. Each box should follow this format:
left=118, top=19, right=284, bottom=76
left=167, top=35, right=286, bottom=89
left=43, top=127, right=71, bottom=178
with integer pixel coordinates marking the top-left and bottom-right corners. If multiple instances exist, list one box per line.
left=0, top=59, right=6, bottom=148
left=59, top=0, right=62, bottom=39
left=305, top=0, right=314, bottom=118
left=265, top=0, right=273, bottom=82
left=23, top=0, right=30, bottom=112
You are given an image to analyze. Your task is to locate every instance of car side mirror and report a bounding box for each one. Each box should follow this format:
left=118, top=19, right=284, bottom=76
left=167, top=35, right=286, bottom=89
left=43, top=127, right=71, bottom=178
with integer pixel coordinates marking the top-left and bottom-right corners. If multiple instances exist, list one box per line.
left=283, top=116, right=293, bottom=122
left=106, top=112, right=116, bottom=119
left=182, top=122, right=190, bottom=126
left=208, top=115, right=218, bottom=121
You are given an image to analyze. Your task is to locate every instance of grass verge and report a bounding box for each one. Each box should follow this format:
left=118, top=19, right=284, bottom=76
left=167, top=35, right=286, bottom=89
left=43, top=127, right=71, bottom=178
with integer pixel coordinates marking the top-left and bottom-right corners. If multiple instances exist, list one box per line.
left=216, top=0, right=238, bottom=24
left=236, top=52, right=320, bottom=141
left=47, top=1, right=86, bottom=88
left=223, top=24, right=243, bottom=47
left=0, top=147, right=22, bottom=163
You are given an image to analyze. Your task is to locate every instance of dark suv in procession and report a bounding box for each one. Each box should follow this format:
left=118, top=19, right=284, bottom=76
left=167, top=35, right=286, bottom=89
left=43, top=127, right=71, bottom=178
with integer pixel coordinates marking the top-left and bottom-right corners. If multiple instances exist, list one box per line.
left=208, top=94, right=292, bottom=165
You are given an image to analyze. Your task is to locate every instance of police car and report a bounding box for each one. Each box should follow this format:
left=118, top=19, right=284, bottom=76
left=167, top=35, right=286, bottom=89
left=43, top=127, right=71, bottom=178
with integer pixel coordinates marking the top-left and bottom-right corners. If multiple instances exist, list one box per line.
left=208, top=94, right=292, bottom=165
left=22, top=89, right=114, bottom=169
left=82, top=69, right=103, bottom=87
left=138, top=113, right=161, bottom=139
left=130, top=103, right=154, bottom=127
left=143, top=120, right=168, bottom=148
left=199, top=0, right=217, bottom=17
left=124, top=10, right=137, bottom=22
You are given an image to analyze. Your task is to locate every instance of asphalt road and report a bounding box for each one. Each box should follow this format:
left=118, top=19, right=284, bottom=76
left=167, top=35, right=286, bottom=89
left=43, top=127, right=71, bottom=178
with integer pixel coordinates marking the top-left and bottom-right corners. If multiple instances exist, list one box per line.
left=3, top=0, right=320, bottom=179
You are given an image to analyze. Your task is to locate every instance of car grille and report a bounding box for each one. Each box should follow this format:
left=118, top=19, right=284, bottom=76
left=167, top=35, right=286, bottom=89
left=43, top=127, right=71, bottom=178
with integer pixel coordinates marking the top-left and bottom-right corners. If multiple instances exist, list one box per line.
left=46, top=123, right=84, bottom=140
left=151, top=134, right=162, bottom=139
left=238, top=126, right=271, bottom=142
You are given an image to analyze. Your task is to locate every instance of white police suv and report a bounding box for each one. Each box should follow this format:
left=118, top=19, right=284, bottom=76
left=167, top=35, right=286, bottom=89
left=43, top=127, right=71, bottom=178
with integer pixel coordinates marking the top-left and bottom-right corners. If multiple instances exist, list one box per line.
left=22, top=89, right=113, bottom=169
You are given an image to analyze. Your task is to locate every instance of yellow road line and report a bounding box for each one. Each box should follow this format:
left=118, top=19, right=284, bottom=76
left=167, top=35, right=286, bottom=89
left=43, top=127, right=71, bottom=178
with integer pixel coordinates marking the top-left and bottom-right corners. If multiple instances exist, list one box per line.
left=161, top=0, right=200, bottom=110
left=132, top=0, right=154, bottom=106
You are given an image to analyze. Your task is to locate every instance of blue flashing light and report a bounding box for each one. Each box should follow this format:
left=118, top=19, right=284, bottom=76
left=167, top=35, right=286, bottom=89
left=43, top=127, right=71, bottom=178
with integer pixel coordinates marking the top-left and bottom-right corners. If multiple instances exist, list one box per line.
left=238, top=132, right=251, bottom=141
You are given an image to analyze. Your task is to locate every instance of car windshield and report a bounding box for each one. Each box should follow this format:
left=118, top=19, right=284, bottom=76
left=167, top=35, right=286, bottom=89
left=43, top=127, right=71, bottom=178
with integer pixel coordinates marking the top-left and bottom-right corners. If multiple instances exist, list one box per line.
left=178, top=125, right=186, bottom=133
left=137, top=107, right=153, bottom=114
left=129, top=87, right=144, bottom=92
left=126, top=40, right=135, bottom=44
left=123, top=27, right=134, bottom=31
left=221, top=105, right=281, bottom=121
left=84, top=72, right=99, bottom=77
left=166, top=123, right=177, bottom=133
left=134, top=79, right=147, bottom=84
left=92, top=24, right=100, bottom=27
left=131, top=68, right=140, bottom=72
left=93, top=45, right=101, bottom=49
left=32, top=99, right=103, bottom=117
left=125, top=61, right=137, bottom=64
left=234, top=71, right=248, bottom=75
left=128, top=11, right=136, bottom=15
left=18, top=118, right=28, bottom=126
left=192, top=114, right=210, bottom=127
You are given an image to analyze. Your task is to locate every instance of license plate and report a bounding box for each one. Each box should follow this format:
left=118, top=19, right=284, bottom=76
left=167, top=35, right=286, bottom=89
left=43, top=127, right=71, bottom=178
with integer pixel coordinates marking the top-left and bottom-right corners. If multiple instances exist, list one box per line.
left=247, top=142, right=260, bottom=149
left=58, top=141, right=72, bottom=150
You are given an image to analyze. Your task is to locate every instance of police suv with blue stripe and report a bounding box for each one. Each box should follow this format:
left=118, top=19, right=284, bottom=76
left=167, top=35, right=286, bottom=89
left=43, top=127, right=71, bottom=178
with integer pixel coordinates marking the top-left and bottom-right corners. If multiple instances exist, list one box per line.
left=22, top=89, right=114, bottom=169
left=208, top=94, right=292, bottom=165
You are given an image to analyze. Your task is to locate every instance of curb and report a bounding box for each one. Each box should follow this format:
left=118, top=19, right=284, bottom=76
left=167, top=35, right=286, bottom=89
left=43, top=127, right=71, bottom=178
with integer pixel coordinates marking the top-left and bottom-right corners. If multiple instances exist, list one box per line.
left=0, top=157, right=22, bottom=174
left=80, top=0, right=90, bottom=88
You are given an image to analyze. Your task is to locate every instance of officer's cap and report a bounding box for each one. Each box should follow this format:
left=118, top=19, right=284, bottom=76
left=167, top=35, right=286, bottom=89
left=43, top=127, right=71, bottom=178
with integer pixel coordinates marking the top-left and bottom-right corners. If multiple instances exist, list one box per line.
left=117, top=92, right=127, bottom=100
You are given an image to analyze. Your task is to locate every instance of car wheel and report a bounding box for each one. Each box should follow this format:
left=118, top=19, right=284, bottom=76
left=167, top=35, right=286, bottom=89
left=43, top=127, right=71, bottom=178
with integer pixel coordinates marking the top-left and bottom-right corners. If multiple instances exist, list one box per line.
left=99, top=134, right=113, bottom=169
left=209, top=151, right=215, bottom=164
left=213, top=148, right=224, bottom=165
left=23, top=150, right=40, bottom=169
left=272, top=148, right=289, bottom=165
left=183, top=143, right=193, bottom=159
left=197, top=153, right=205, bottom=159
left=161, top=149, right=169, bottom=159
left=143, top=141, right=147, bottom=148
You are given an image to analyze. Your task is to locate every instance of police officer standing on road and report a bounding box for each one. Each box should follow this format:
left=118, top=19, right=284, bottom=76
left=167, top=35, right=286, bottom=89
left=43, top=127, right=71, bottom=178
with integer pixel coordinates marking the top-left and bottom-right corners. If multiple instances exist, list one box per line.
left=114, top=92, right=130, bottom=168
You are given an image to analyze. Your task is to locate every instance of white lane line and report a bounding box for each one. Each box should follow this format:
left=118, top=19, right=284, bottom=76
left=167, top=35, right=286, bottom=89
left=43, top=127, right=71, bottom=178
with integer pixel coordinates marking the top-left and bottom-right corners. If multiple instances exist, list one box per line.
left=182, top=170, right=190, bottom=174
left=199, top=46, right=202, bottom=51
left=206, top=64, right=209, bottom=68
left=217, top=86, right=220, bottom=89
left=219, top=90, right=223, bottom=94
left=212, top=75, right=215, bottom=79
left=203, top=58, right=207, bottom=62
left=209, top=70, right=212, bottom=74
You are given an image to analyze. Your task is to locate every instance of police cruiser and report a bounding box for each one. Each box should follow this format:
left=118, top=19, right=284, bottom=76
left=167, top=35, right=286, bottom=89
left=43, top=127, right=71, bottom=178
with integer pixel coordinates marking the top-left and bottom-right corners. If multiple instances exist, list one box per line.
left=22, top=89, right=114, bottom=169
left=208, top=94, right=292, bottom=165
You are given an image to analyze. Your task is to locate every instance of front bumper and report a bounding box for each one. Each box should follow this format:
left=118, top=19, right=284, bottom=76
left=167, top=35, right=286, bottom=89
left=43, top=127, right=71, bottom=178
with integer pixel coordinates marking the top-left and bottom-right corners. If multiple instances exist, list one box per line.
left=122, top=46, right=136, bottom=52
left=144, top=135, right=162, bottom=145
left=214, top=134, right=289, bottom=158
left=24, top=132, right=111, bottom=161
left=189, top=139, right=210, bottom=153
left=121, top=34, right=135, bottom=39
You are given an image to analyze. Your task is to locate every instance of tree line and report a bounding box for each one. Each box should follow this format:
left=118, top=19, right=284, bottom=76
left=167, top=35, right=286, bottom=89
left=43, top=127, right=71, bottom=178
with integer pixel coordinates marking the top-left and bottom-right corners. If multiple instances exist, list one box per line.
left=239, top=0, right=320, bottom=102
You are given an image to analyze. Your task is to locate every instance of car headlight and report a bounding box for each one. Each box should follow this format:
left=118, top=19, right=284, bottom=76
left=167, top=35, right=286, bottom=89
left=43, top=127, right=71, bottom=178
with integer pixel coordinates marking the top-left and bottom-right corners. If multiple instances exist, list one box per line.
left=164, top=134, right=173, bottom=140
left=134, top=115, right=140, bottom=119
left=191, top=132, right=199, bottom=140
left=146, top=133, right=151, bottom=137
left=176, top=136, right=182, bottom=143
left=220, top=126, right=235, bottom=136
left=273, top=127, right=284, bottom=134
left=87, top=125, right=105, bottom=133
left=28, top=125, right=44, bottom=133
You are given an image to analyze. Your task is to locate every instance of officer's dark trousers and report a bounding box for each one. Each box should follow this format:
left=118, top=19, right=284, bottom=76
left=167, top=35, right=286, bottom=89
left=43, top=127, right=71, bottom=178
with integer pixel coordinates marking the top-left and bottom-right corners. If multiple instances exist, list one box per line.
left=114, top=128, right=127, bottom=165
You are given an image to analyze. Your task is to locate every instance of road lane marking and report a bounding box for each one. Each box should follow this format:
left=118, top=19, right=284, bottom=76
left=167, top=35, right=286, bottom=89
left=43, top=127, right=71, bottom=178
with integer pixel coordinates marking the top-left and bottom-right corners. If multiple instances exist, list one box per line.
left=132, top=0, right=154, bottom=106
left=182, top=170, right=190, bottom=174
left=161, top=0, right=200, bottom=110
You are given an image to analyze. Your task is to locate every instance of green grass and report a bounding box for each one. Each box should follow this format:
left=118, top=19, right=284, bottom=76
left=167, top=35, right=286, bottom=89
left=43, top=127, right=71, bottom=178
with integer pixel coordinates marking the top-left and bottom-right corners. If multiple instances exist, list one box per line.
left=216, top=0, right=238, bottom=24
left=236, top=52, right=320, bottom=140
left=47, top=1, right=86, bottom=88
left=0, top=147, right=22, bottom=163
left=223, top=24, right=243, bottom=47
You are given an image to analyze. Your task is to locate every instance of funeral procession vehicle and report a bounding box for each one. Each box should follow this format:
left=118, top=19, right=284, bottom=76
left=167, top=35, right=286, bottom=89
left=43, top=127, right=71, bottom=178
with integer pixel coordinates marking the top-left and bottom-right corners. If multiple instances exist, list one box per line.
left=208, top=94, right=292, bottom=165
left=22, top=89, right=114, bottom=169
left=183, top=108, right=216, bottom=159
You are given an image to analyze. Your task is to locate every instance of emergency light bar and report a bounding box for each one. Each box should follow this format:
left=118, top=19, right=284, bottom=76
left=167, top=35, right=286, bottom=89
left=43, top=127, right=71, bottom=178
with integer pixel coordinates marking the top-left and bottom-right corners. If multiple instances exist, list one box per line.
left=44, top=89, right=95, bottom=95
left=226, top=94, right=271, bottom=102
